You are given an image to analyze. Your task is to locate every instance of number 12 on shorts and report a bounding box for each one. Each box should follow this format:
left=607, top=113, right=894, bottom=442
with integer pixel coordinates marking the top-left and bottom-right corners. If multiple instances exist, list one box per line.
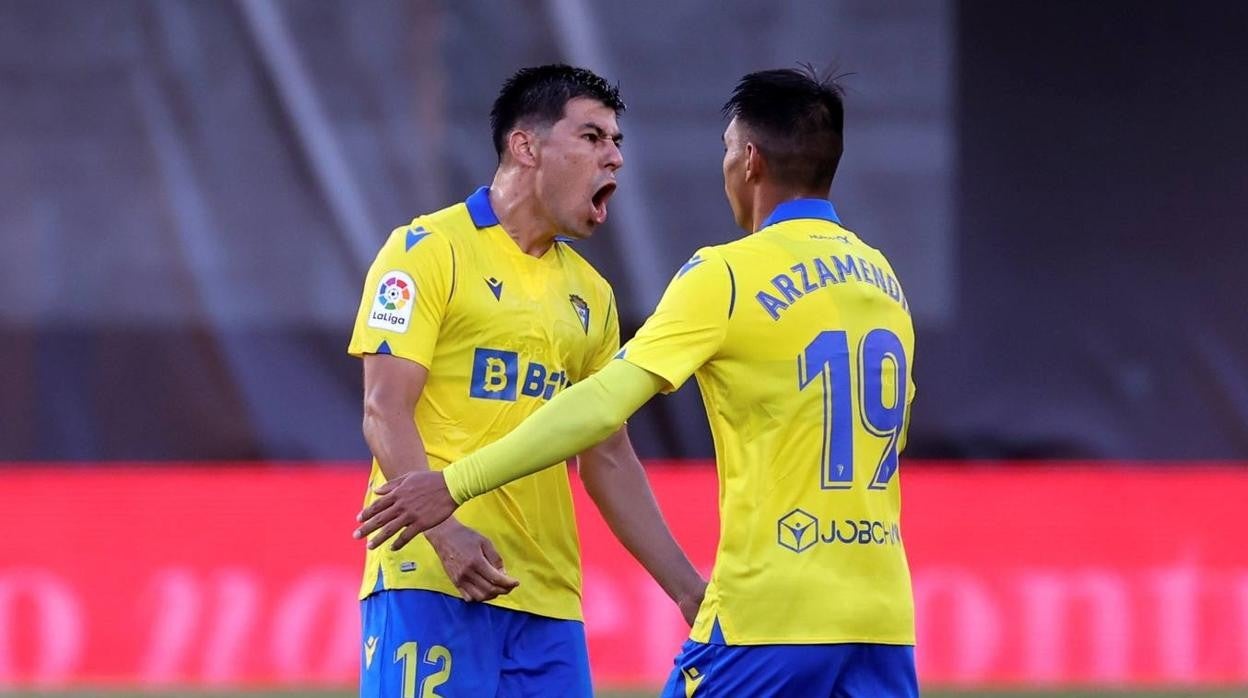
left=798, top=328, right=908, bottom=490
left=395, top=641, right=452, bottom=698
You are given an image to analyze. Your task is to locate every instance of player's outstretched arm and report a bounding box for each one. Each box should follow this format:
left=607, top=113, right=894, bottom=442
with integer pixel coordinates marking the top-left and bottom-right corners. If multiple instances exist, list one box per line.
left=579, top=426, right=706, bottom=625
left=355, top=360, right=664, bottom=547
left=358, top=354, right=518, bottom=601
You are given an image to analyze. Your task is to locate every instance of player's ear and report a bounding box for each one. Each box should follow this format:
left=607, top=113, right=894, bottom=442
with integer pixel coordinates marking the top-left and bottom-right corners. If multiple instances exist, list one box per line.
left=507, top=129, right=539, bottom=167
left=744, top=142, right=764, bottom=183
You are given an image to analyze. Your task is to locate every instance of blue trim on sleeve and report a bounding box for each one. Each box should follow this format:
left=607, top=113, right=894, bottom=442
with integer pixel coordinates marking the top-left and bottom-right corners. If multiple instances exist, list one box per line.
left=676, top=254, right=705, bottom=279
left=725, top=260, right=737, bottom=318
left=405, top=227, right=431, bottom=251
left=465, top=186, right=500, bottom=228
left=759, top=198, right=841, bottom=229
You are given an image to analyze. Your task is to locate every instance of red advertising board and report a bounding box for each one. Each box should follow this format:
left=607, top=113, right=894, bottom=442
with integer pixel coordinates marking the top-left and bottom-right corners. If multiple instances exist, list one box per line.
left=0, top=463, right=1245, bottom=688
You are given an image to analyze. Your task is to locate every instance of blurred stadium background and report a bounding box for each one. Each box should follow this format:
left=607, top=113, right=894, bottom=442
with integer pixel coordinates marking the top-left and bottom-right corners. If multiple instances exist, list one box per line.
left=1, top=0, right=1246, bottom=696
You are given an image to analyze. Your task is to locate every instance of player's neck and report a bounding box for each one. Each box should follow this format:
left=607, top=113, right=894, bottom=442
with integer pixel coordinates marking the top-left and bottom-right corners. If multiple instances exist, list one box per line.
left=487, top=173, right=558, bottom=258
left=750, top=186, right=830, bottom=233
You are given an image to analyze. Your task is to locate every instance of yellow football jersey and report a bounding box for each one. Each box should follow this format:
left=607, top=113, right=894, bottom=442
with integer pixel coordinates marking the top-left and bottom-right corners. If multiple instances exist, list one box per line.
left=622, top=199, right=916, bottom=645
left=347, top=187, right=619, bottom=621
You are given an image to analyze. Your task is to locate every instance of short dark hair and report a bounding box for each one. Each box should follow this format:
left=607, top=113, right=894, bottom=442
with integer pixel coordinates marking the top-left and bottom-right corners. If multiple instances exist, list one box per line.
left=722, top=66, right=845, bottom=192
left=490, top=64, right=625, bottom=159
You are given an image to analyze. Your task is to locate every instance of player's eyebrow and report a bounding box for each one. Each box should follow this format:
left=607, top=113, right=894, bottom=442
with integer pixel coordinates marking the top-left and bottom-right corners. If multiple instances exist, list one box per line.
left=582, top=123, right=624, bottom=145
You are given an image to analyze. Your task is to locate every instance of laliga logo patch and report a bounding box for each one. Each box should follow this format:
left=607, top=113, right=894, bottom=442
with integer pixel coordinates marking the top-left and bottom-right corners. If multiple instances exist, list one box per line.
left=368, top=271, right=415, bottom=333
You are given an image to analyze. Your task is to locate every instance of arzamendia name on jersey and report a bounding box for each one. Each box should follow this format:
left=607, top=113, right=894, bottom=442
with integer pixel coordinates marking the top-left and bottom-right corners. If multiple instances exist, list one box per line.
left=755, top=254, right=909, bottom=320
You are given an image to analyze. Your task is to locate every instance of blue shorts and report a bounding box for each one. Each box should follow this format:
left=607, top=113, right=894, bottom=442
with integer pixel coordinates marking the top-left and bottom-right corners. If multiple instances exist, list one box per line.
left=660, top=639, right=918, bottom=698
left=359, top=589, right=592, bottom=698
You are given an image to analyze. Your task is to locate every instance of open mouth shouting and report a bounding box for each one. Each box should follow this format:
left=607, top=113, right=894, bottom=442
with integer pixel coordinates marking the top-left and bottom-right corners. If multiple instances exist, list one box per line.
left=590, top=180, right=617, bottom=225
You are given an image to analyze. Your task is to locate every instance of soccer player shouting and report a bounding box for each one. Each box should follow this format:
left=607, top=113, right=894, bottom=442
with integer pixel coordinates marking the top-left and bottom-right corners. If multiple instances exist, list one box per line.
left=348, top=65, right=703, bottom=697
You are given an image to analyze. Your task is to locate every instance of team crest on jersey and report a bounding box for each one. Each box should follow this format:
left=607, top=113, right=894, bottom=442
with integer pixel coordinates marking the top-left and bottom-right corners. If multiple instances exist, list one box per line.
left=568, top=294, right=590, bottom=334
left=368, top=271, right=415, bottom=333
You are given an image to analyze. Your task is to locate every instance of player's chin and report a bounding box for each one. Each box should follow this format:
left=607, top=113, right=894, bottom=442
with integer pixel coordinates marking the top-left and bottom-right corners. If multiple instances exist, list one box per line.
left=577, top=206, right=609, bottom=237
left=561, top=218, right=597, bottom=240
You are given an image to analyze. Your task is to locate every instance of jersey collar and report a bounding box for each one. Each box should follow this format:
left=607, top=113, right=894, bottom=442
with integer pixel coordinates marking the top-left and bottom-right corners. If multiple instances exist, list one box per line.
left=465, top=186, right=500, bottom=228
left=465, top=185, right=576, bottom=244
left=759, top=198, right=841, bottom=230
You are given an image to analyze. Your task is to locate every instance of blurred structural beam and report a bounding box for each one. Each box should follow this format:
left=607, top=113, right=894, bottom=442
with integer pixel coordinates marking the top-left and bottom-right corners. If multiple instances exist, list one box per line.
left=544, top=0, right=669, bottom=309
left=236, top=0, right=377, bottom=270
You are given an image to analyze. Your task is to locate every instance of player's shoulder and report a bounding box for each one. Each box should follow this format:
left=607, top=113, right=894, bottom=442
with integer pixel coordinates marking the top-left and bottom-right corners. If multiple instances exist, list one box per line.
left=376, top=201, right=474, bottom=258
left=838, top=224, right=901, bottom=276
left=418, top=199, right=480, bottom=240
left=402, top=199, right=480, bottom=244
left=687, top=239, right=746, bottom=275
left=376, top=219, right=450, bottom=265
left=664, top=243, right=736, bottom=288
left=709, top=235, right=755, bottom=258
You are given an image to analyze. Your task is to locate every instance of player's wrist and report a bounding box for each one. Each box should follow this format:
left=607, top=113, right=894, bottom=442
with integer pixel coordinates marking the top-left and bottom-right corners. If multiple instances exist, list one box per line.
left=424, top=515, right=462, bottom=547
left=672, top=574, right=708, bottom=607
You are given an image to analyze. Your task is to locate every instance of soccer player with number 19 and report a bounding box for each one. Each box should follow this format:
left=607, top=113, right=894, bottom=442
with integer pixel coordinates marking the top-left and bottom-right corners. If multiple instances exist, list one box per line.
left=360, top=66, right=919, bottom=697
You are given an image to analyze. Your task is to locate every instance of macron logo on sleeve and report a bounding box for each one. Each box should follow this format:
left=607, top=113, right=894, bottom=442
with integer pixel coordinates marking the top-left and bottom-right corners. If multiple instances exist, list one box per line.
left=405, top=226, right=430, bottom=251
left=676, top=254, right=704, bottom=278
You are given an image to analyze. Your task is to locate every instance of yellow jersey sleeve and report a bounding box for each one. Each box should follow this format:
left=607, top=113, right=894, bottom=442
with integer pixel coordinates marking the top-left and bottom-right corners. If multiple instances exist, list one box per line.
left=622, top=247, right=732, bottom=392
left=581, top=290, right=621, bottom=378
left=347, top=224, right=454, bottom=367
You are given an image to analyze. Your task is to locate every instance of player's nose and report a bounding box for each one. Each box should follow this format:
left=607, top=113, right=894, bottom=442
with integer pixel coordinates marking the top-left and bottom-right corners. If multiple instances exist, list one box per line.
left=603, top=141, right=623, bottom=172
